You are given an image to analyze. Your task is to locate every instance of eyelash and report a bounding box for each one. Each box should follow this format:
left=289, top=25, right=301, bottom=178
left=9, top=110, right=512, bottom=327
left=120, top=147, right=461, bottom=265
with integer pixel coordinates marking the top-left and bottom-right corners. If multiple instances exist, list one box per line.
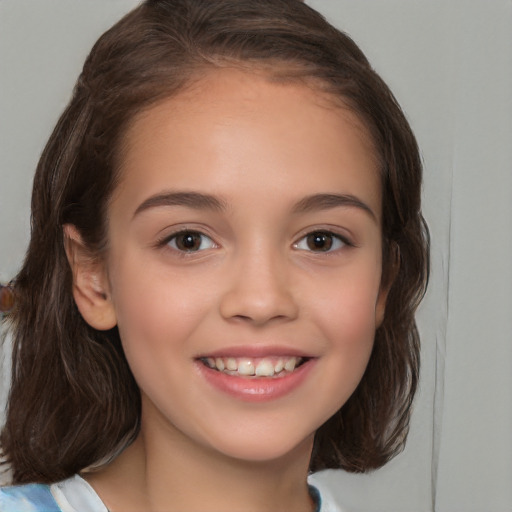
left=293, top=230, right=353, bottom=253
left=157, top=228, right=353, bottom=255
left=158, top=230, right=217, bottom=254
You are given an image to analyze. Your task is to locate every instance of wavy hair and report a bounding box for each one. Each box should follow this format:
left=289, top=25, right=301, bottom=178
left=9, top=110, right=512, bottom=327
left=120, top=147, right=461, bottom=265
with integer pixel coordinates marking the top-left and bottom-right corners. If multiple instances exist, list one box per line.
left=1, top=0, right=429, bottom=483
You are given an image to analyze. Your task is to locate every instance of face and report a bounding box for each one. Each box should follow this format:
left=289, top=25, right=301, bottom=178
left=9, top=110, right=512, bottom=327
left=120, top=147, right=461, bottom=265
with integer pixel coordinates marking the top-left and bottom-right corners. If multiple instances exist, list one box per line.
left=99, top=69, right=386, bottom=463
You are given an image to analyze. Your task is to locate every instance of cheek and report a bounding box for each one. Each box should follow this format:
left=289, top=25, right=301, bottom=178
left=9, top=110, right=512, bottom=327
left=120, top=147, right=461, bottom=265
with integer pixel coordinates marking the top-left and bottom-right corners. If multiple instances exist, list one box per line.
left=325, top=295, right=376, bottom=372
left=110, top=247, right=211, bottom=328
left=315, top=270, right=381, bottom=341
left=311, top=272, right=380, bottom=393
left=108, top=259, right=209, bottom=367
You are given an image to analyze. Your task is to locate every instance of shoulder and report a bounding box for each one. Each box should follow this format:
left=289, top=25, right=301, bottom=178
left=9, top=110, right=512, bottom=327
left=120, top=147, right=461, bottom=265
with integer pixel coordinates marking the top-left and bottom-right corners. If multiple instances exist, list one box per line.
left=308, top=474, right=346, bottom=512
left=314, top=486, right=345, bottom=512
left=0, top=482, right=61, bottom=511
left=0, top=475, right=107, bottom=512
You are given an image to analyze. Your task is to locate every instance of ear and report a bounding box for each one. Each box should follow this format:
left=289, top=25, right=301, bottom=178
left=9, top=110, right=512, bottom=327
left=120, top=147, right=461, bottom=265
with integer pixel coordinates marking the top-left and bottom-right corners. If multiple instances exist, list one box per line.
left=63, top=224, right=117, bottom=330
left=375, top=242, right=400, bottom=328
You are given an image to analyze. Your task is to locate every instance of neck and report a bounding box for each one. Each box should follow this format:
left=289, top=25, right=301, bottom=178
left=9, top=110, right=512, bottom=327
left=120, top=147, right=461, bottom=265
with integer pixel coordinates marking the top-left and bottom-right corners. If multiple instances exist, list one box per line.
left=83, top=418, right=315, bottom=512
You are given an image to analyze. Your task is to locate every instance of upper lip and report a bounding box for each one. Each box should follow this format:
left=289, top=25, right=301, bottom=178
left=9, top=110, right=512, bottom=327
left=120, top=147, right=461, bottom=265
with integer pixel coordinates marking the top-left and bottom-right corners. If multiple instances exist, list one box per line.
left=195, top=345, right=315, bottom=359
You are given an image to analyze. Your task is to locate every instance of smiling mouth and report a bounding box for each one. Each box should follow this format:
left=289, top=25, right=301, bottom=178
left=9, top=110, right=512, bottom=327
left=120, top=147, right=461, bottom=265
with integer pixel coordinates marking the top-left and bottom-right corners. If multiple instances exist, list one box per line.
left=199, top=356, right=308, bottom=378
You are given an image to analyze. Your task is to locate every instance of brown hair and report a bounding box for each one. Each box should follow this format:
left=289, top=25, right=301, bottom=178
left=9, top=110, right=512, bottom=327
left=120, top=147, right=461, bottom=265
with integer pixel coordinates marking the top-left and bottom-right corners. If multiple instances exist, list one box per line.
left=1, top=0, right=429, bottom=483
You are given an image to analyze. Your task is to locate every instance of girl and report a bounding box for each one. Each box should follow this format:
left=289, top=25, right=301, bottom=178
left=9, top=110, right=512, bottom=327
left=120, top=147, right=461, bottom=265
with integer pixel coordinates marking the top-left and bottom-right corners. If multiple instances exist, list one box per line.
left=0, top=0, right=429, bottom=510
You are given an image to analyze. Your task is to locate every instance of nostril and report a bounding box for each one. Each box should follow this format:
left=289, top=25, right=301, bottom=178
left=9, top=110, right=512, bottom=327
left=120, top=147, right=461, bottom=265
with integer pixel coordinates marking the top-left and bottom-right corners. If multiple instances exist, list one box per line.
left=229, top=313, right=292, bottom=326
left=233, top=314, right=251, bottom=321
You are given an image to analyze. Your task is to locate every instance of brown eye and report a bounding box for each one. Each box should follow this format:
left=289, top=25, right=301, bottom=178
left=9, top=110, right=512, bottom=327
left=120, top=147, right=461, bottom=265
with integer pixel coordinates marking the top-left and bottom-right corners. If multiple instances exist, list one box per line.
left=294, top=231, right=347, bottom=252
left=168, top=231, right=215, bottom=252
left=306, top=232, right=333, bottom=251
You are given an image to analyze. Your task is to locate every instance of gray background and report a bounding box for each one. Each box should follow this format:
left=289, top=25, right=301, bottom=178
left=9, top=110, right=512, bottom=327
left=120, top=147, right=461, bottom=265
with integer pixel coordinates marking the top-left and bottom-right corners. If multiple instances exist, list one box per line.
left=1, top=1, right=511, bottom=511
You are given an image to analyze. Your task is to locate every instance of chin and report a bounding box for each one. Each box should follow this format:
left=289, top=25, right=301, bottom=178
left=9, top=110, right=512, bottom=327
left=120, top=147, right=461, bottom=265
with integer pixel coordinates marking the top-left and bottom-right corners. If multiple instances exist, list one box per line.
left=202, top=427, right=315, bottom=466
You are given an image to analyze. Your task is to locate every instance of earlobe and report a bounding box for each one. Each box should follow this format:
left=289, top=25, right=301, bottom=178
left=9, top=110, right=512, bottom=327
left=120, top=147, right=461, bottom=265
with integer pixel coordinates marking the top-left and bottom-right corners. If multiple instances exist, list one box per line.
left=63, top=224, right=117, bottom=331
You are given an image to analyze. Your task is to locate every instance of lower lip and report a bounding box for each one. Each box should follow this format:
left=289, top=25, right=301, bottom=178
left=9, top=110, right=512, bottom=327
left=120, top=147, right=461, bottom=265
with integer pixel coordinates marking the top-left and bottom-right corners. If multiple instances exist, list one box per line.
left=196, top=359, right=316, bottom=402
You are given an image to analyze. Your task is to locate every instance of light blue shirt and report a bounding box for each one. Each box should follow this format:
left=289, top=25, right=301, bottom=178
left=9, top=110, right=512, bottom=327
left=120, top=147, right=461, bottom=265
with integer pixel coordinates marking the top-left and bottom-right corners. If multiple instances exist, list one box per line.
left=0, top=474, right=342, bottom=511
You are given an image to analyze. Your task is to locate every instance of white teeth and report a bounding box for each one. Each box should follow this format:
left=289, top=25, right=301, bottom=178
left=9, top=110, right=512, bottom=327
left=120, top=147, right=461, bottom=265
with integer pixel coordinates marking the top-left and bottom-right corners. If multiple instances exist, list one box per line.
left=203, top=355, right=304, bottom=377
left=226, top=357, right=237, bottom=371
left=284, top=358, right=297, bottom=372
left=255, top=360, right=275, bottom=377
left=238, top=359, right=255, bottom=376
left=274, top=359, right=284, bottom=373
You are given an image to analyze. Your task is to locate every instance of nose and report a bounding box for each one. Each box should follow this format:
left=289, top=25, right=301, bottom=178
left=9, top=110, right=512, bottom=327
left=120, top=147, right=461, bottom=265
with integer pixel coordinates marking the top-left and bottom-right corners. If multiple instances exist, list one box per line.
left=219, top=246, right=299, bottom=326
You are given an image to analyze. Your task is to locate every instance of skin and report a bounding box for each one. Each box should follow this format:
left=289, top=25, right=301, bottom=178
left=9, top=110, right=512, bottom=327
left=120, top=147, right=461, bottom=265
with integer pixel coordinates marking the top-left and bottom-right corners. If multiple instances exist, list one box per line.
left=67, top=68, right=387, bottom=512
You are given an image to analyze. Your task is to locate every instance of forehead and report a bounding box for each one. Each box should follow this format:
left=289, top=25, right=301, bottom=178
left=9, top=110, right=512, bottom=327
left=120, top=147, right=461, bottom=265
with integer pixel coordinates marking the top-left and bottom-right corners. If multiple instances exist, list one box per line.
left=113, top=68, right=380, bottom=217
left=121, top=67, right=376, bottom=156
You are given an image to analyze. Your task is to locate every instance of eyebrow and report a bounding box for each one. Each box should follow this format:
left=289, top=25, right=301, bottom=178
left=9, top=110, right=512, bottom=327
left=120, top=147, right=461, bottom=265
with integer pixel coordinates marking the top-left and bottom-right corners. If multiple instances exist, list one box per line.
left=133, top=190, right=376, bottom=221
left=133, top=191, right=227, bottom=218
left=292, top=193, right=377, bottom=220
